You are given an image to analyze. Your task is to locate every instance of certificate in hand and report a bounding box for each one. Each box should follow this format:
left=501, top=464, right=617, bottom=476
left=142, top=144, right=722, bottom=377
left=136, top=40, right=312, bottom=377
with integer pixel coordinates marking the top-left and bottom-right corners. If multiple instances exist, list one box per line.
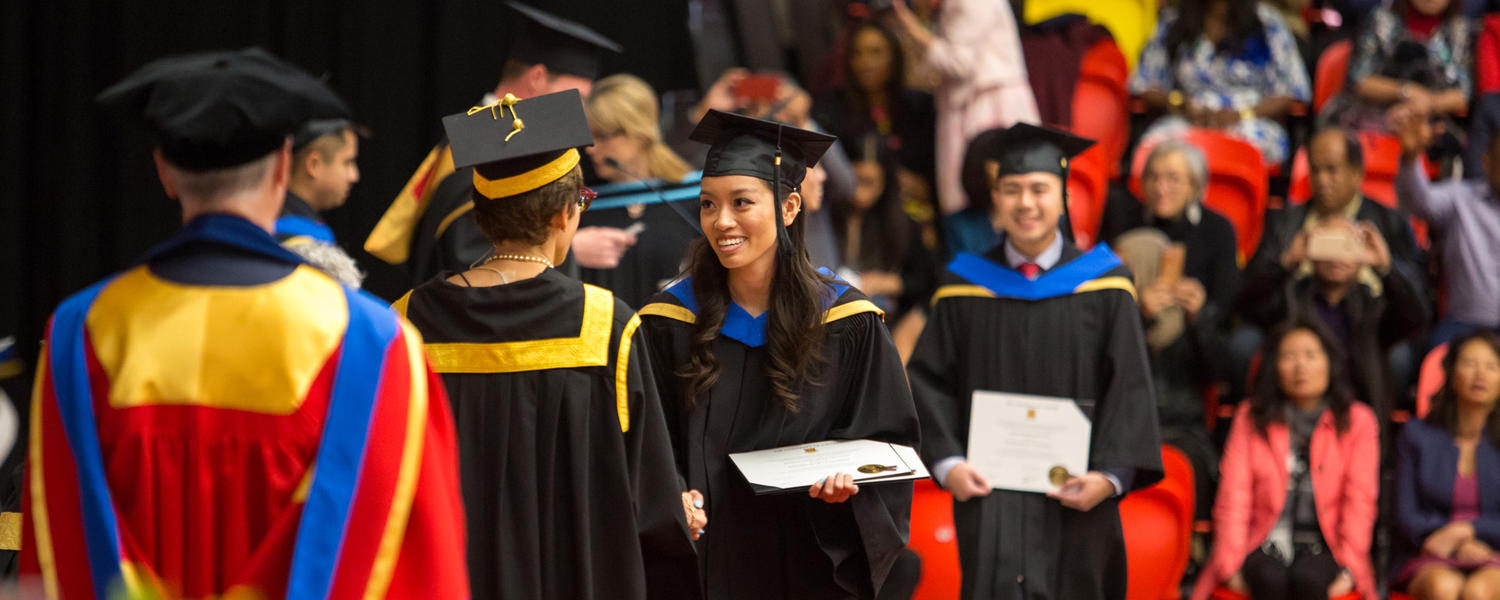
left=967, top=390, right=1091, bottom=494
left=729, top=439, right=930, bottom=495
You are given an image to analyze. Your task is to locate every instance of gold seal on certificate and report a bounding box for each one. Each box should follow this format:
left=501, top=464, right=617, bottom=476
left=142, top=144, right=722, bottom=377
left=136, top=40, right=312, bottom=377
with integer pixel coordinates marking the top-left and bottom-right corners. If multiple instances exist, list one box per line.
left=1048, top=466, right=1070, bottom=487
left=966, top=391, right=1093, bottom=494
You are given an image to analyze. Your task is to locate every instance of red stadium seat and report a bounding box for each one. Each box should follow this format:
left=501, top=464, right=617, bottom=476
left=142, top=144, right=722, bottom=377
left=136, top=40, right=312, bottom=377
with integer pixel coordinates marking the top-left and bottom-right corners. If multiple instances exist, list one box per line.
left=1313, top=39, right=1351, bottom=114
left=1131, top=129, right=1268, bottom=261
left=1068, top=144, right=1111, bottom=249
left=1212, top=588, right=1360, bottom=600
left=1121, top=444, right=1195, bottom=600
left=909, top=479, right=962, bottom=599
left=1417, top=342, right=1448, bottom=419
left=1072, top=39, right=1130, bottom=178
left=1286, top=131, right=1432, bottom=247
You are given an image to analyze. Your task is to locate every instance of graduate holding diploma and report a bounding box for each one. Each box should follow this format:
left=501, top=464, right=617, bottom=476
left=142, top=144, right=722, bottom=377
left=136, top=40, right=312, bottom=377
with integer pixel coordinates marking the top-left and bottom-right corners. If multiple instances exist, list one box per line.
left=907, top=123, right=1164, bottom=600
left=638, top=110, right=920, bottom=599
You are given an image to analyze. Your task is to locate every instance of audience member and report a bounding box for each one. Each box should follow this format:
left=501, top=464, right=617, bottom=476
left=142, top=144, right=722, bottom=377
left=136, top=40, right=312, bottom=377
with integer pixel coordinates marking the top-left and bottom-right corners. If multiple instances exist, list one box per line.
left=1323, top=0, right=1472, bottom=139
left=832, top=133, right=936, bottom=321
left=1392, top=98, right=1500, bottom=347
left=1193, top=320, right=1379, bottom=600
left=1130, top=0, right=1311, bottom=165
left=1393, top=331, right=1500, bottom=600
left=888, top=0, right=1040, bottom=215
left=1233, top=127, right=1429, bottom=405
left=942, top=127, right=1007, bottom=257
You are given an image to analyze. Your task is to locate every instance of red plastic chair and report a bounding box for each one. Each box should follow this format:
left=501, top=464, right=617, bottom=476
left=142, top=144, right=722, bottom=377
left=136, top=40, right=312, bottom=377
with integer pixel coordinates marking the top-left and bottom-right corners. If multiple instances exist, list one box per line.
left=1073, top=39, right=1130, bottom=178
left=1121, top=444, right=1195, bottom=600
left=1068, top=144, right=1111, bottom=249
left=1286, top=131, right=1432, bottom=247
left=1211, top=588, right=1360, bottom=600
left=909, top=479, right=962, bottom=599
left=1313, top=39, right=1352, bottom=114
left=1131, top=129, right=1269, bottom=261
left=1416, top=342, right=1449, bottom=419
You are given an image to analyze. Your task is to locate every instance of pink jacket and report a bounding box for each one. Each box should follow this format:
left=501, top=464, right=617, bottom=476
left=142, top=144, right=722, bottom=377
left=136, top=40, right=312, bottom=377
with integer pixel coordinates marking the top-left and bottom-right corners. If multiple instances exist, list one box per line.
left=1191, top=402, right=1379, bottom=600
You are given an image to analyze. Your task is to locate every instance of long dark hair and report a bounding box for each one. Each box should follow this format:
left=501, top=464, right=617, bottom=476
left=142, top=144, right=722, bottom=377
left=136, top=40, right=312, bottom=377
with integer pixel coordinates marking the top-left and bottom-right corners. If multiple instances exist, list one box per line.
left=832, top=133, right=910, bottom=271
left=960, top=128, right=1007, bottom=216
left=842, top=20, right=908, bottom=117
left=678, top=180, right=833, bottom=411
left=1164, top=0, right=1265, bottom=63
left=1250, top=319, right=1355, bottom=435
left=1424, top=331, right=1500, bottom=446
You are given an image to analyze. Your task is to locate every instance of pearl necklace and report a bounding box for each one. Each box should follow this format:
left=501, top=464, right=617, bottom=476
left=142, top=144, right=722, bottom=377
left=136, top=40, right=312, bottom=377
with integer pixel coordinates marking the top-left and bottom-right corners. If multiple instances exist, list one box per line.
left=484, top=253, right=554, bottom=268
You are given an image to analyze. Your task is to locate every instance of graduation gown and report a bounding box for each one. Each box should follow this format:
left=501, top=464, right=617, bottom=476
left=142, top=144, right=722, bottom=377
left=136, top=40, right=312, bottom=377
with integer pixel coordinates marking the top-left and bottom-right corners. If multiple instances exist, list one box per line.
left=638, top=275, right=919, bottom=599
left=394, top=268, right=700, bottom=600
left=21, top=215, right=468, bottom=599
left=906, top=240, right=1164, bottom=600
left=576, top=174, right=703, bottom=309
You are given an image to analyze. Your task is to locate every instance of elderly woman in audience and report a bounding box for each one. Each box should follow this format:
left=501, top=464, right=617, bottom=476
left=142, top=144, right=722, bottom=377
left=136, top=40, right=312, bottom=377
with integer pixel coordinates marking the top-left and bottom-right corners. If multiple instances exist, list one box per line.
left=1394, top=331, right=1500, bottom=600
left=1194, top=320, right=1379, bottom=600
left=1323, top=0, right=1472, bottom=137
left=1102, top=139, right=1240, bottom=519
left=1130, top=0, right=1310, bottom=166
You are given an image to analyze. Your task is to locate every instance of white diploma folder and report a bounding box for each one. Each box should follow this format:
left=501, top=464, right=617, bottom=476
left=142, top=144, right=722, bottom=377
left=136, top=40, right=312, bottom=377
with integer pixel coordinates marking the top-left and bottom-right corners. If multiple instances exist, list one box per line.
left=729, top=439, right=930, bottom=495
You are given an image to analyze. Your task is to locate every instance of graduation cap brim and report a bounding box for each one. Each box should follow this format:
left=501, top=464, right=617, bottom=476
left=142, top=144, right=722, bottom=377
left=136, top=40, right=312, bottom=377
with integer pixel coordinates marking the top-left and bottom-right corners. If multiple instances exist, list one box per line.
left=989, top=122, right=1094, bottom=179
left=506, top=1, right=622, bottom=80
left=97, top=47, right=350, bottom=171
left=441, top=88, right=594, bottom=200
left=689, top=110, right=836, bottom=185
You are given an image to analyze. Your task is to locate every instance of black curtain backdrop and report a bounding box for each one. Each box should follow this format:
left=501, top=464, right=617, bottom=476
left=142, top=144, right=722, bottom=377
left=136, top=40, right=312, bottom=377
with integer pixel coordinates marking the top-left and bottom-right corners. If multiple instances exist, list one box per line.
left=0, top=0, right=697, bottom=376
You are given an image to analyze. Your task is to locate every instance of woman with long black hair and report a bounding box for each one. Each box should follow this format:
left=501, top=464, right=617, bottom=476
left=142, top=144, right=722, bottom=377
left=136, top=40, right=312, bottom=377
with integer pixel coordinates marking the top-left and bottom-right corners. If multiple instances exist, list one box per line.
left=831, top=133, right=936, bottom=322
left=638, top=110, right=919, bottom=599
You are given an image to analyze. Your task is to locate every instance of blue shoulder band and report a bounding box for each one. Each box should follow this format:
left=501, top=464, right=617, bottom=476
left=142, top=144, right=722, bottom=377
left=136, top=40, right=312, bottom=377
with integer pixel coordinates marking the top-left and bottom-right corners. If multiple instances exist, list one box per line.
left=663, top=266, right=851, bottom=347
left=947, top=244, right=1123, bottom=301
left=275, top=215, right=338, bottom=244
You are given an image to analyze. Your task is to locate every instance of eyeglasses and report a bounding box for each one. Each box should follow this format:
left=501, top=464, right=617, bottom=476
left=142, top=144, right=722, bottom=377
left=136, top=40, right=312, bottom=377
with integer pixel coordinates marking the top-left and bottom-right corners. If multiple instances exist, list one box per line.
left=578, top=186, right=597, bottom=212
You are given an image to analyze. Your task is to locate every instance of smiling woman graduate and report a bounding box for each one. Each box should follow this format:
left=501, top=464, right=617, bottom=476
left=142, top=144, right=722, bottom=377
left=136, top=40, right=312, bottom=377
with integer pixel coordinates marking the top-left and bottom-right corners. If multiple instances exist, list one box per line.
left=636, top=110, right=920, bottom=600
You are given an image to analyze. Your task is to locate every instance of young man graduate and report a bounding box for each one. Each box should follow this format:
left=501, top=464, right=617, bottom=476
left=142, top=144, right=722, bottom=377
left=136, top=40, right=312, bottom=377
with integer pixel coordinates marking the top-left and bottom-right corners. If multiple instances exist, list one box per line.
left=277, top=118, right=367, bottom=287
left=906, top=123, right=1163, bottom=600
left=20, top=48, right=468, bottom=599
left=364, top=1, right=626, bottom=286
left=391, top=90, right=703, bottom=600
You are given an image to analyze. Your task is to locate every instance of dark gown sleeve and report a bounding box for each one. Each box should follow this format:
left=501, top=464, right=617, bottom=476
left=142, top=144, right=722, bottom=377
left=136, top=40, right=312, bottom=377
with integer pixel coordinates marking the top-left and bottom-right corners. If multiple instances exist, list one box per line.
left=619, top=320, right=703, bottom=600
left=897, top=220, right=938, bottom=317
left=906, top=289, right=968, bottom=476
left=1091, top=289, right=1166, bottom=491
left=814, top=311, right=920, bottom=598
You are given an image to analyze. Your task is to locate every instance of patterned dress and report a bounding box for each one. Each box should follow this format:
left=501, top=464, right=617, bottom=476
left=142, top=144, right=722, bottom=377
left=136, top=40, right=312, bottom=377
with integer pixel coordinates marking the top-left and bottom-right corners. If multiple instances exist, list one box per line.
left=1321, top=7, right=1474, bottom=132
left=1129, top=5, right=1311, bottom=165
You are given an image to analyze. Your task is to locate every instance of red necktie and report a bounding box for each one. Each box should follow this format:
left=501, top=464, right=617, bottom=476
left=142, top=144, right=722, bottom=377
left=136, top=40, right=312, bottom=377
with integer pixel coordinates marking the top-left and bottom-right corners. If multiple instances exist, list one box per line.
left=1019, top=262, right=1040, bottom=280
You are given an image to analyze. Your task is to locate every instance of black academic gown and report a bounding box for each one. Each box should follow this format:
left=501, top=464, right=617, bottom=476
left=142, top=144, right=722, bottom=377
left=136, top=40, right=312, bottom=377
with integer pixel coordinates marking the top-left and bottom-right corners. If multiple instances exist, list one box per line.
left=638, top=278, right=919, bottom=600
left=906, top=240, right=1164, bottom=600
left=407, top=166, right=491, bottom=286
left=394, top=269, right=700, bottom=600
left=577, top=196, right=701, bottom=309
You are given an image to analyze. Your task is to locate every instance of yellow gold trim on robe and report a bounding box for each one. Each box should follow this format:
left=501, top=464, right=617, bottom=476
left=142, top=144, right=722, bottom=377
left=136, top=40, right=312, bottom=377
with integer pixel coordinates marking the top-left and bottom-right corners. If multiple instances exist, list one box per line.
left=391, top=291, right=414, bottom=319
left=281, top=235, right=316, bottom=248
left=423, top=284, right=614, bottom=373
left=929, top=285, right=997, bottom=305
left=615, top=315, right=642, bottom=433
left=471, top=148, right=580, bottom=200
left=366, top=145, right=455, bottom=264
left=28, top=348, right=60, bottom=598
left=823, top=299, right=884, bottom=323
left=363, top=322, right=428, bottom=600
left=433, top=202, right=475, bottom=240
left=292, top=464, right=315, bottom=504
left=86, top=266, right=348, bottom=415
left=0, top=512, right=19, bottom=551
left=0, top=358, right=21, bottom=380
left=637, top=303, right=697, bottom=324
left=1073, top=276, right=1137, bottom=300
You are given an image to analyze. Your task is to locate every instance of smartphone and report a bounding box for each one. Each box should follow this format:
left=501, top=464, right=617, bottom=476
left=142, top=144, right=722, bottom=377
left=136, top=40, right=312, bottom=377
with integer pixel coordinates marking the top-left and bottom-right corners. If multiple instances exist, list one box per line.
left=733, top=75, right=781, bottom=103
left=1307, top=228, right=1363, bottom=262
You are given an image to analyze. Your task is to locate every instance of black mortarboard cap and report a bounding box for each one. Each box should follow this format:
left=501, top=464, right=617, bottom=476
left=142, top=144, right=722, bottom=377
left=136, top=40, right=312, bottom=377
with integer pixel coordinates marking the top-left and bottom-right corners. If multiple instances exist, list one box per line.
left=442, top=88, right=594, bottom=200
left=96, top=47, right=351, bottom=171
left=506, top=2, right=623, bottom=80
left=990, top=122, right=1094, bottom=179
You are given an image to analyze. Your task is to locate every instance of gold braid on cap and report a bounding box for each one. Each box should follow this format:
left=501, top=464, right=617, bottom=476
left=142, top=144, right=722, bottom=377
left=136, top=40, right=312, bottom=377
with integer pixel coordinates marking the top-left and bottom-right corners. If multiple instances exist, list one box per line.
left=471, top=148, right=580, bottom=200
left=468, top=93, right=526, bottom=142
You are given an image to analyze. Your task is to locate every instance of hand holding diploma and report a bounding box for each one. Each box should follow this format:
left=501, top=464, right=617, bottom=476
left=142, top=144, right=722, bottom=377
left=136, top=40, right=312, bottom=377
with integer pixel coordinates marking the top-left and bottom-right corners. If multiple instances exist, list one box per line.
left=943, top=462, right=992, bottom=502
left=1045, top=472, right=1114, bottom=511
left=681, top=490, right=707, bottom=540
left=808, top=472, right=861, bottom=503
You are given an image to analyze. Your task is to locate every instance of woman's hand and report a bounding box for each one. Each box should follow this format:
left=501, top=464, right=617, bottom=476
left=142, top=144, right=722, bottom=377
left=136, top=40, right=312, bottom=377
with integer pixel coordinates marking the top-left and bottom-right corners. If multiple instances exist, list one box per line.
left=1456, top=538, right=1495, bottom=563
left=692, top=68, right=749, bottom=123
left=809, top=472, right=860, bottom=504
left=1423, top=521, right=1476, bottom=558
left=1327, top=570, right=1354, bottom=597
left=682, top=490, right=707, bottom=540
left=1172, top=278, right=1207, bottom=321
left=887, top=0, right=934, bottom=49
left=1139, top=284, right=1173, bottom=318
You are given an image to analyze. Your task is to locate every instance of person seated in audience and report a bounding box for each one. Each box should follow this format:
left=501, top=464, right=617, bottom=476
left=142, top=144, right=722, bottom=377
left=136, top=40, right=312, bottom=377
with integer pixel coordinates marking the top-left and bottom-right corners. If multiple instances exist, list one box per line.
left=1193, top=320, right=1379, bottom=600
left=832, top=134, right=936, bottom=322
left=1393, top=331, right=1500, bottom=600
left=1322, top=0, right=1472, bottom=141
left=1392, top=94, right=1500, bottom=348
left=812, top=19, right=937, bottom=219
left=1130, top=0, right=1311, bottom=166
left=941, top=127, right=1009, bottom=257
left=1232, top=126, right=1429, bottom=405
left=1101, top=139, right=1240, bottom=519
